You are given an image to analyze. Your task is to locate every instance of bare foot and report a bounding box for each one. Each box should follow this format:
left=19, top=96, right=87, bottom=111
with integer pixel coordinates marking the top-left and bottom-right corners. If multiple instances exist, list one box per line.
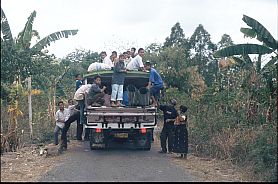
left=111, top=102, right=117, bottom=107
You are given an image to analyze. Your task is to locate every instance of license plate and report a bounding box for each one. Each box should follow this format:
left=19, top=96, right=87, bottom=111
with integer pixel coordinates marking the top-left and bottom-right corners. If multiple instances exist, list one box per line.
left=114, top=133, right=128, bottom=138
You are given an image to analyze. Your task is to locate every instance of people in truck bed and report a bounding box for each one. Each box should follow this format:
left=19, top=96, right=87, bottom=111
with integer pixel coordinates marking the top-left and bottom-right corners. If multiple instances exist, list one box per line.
left=100, top=51, right=113, bottom=68
left=123, top=51, right=131, bottom=67
left=87, top=75, right=107, bottom=106
left=126, top=48, right=145, bottom=71
left=111, top=54, right=127, bottom=107
left=130, top=47, right=137, bottom=58
left=110, top=51, right=118, bottom=66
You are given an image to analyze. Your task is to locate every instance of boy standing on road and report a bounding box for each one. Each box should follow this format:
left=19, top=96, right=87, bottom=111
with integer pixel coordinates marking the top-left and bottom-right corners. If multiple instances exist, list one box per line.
left=111, top=54, right=127, bottom=107
left=158, top=99, right=178, bottom=154
left=54, top=101, right=69, bottom=145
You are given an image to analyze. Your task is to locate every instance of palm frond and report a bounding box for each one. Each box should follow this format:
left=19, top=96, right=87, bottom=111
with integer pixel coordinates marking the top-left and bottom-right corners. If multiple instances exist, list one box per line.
left=214, top=44, right=273, bottom=58
left=1, top=8, right=13, bottom=44
left=16, top=11, right=36, bottom=49
left=242, top=15, right=277, bottom=50
left=261, top=56, right=278, bottom=74
left=240, top=28, right=257, bottom=38
left=31, top=29, right=78, bottom=51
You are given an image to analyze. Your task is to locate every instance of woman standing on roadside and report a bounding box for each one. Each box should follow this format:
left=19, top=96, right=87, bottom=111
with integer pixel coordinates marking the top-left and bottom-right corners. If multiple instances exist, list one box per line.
left=173, top=105, right=189, bottom=159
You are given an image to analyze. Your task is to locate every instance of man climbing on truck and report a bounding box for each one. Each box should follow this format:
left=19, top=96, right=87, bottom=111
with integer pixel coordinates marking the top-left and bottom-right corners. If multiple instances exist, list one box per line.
left=145, top=61, right=164, bottom=107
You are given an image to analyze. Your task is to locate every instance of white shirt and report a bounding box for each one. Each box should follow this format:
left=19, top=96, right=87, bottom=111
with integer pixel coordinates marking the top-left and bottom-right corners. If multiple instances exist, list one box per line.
left=74, top=84, right=92, bottom=101
left=126, top=55, right=144, bottom=70
left=66, top=105, right=76, bottom=116
left=124, top=57, right=132, bottom=67
left=102, top=56, right=114, bottom=68
left=55, top=109, right=70, bottom=128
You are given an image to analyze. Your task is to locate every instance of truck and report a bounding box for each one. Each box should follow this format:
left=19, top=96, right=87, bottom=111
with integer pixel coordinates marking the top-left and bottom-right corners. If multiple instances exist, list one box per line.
left=83, top=70, right=157, bottom=150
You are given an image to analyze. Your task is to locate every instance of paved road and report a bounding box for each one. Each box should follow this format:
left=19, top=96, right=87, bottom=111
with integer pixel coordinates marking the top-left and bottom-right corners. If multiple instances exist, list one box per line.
left=39, top=140, right=196, bottom=182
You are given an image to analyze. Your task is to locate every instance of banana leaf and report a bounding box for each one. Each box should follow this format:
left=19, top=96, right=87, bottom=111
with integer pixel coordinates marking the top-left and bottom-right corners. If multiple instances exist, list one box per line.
left=240, top=27, right=256, bottom=38
left=17, top=11, right=36, bottom=48
left=31, top=29, right=78, bottom=51
left=261, top=56, right=278, bottom=74
left=213, top=44, right=273, bottom=58
left=242, top=15, right=277, bottom=50
left=1, top=8, right=13, bottom=44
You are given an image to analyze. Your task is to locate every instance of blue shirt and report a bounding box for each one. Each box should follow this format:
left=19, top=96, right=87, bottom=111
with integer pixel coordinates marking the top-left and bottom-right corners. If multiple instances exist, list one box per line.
left=76, top=80, right=83, bottom=91
left=149, top=68, right=163, bottom=87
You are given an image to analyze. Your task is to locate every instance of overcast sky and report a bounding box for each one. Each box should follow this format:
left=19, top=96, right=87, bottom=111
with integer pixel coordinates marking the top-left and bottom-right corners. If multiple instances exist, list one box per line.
left=2, top=0, right=277, bottom=58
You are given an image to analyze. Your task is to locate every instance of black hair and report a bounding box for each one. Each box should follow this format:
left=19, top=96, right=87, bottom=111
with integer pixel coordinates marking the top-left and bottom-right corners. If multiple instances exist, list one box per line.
left=94, top=75, right=101, bottom=80
left=58, top=101, right=64, bottom=106
left=180, top=105, right=188, bottom=113
left=131, top=47, right=136, bottom=52
left=145, top=61, right=151, bottom=66
left=100, top=51, right=107, bottom=55
left=68, top=99, right=73, bottom=103
left=123, top=52, right=127, bottom=54
left=112, top=51, right=117, bottom=55
left=138, top=48, right=144, bottom=53
left=75, top=74, right=81, bottom=78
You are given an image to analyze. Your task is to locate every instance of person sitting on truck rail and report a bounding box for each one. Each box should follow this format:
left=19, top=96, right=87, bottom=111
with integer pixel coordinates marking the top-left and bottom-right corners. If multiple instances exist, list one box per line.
left=130, top=47, right=137, bottom=58
left=145, top=61, right=164, bottom=107
left=87, top=76, right=107, bottom=107
left=126, top=48, right=145, bottom=71
left=111, top=54, right=127, bottom=107
left=100, top=51, right=114, bottom=69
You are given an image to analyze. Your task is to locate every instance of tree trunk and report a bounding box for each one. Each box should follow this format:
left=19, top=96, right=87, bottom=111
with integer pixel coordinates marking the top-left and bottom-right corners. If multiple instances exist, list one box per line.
left=28, top=76, right=33, bottom=140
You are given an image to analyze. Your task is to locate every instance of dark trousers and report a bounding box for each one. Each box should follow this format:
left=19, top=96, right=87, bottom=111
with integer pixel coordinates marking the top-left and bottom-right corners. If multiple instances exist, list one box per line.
left=160, top=123, right=175, bottom=152
left=87, top=93, right=105, bottom=106
left=76, top=118, right=83, bottom=140
left=77, top=99, right=85, bottom=124
left=61, top=111, right=80, bottom=148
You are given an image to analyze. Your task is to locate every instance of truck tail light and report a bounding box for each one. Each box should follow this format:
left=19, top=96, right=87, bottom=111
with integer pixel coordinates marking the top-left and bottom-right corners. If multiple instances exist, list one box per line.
left=140, top=128, right=147, bottom=134
left=96, top=128, right=102, bottom=133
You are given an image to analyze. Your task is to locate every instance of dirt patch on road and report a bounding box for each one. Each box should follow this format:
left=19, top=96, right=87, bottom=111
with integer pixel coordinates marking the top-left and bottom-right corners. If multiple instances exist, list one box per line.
left=0, top=141, right=82, bottom=182
left=170, top=153, right=255, bottom=182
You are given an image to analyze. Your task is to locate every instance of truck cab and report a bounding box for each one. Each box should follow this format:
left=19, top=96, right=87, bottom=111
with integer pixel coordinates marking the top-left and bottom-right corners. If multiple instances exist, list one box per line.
left=83, top=70, right=157, bottom=150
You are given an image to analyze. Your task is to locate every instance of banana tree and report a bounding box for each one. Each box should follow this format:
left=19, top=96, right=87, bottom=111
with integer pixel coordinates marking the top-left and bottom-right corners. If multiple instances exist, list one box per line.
left=214, top=14, right=278, bottom=123
left=1, top=8, right=78, bottom=81
left=1, top=8, right=78, bottom=144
